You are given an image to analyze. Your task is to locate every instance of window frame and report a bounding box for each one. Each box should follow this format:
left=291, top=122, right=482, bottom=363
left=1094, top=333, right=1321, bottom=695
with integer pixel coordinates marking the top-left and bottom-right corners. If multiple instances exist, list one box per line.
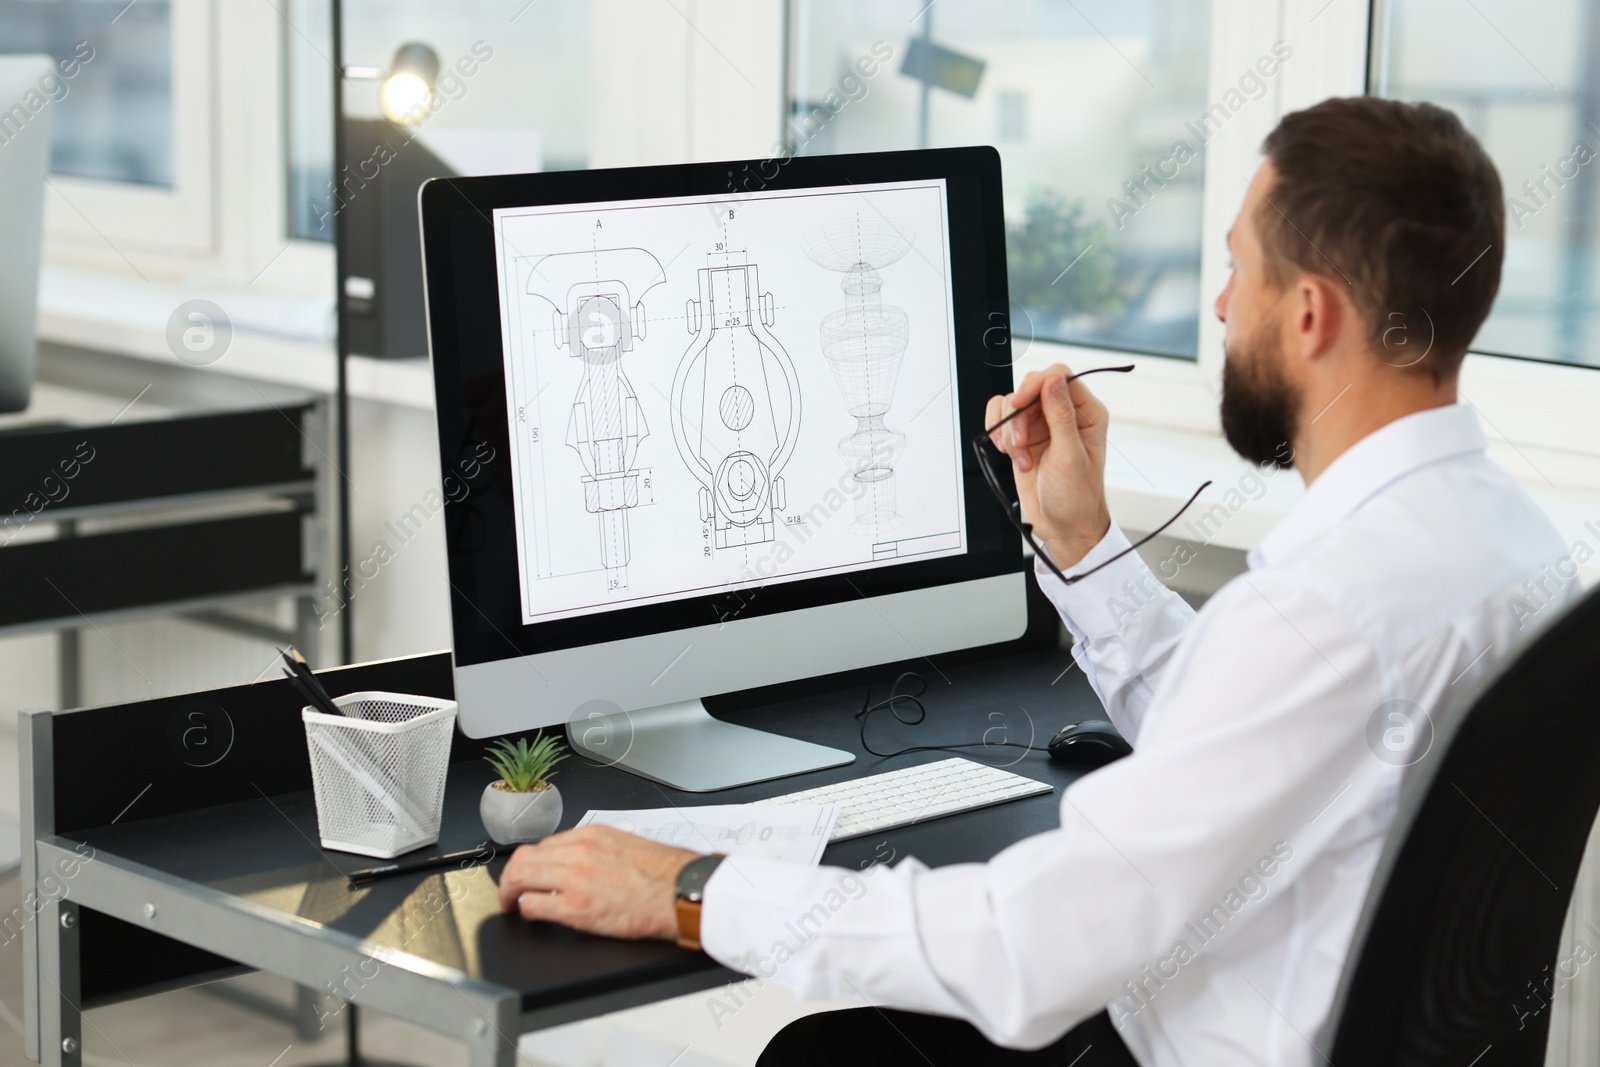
left=1361, top=0, right=1600, bottom=473
left=42, top=0, right=338, bottom=294
left=1009, top=0, right=1600, bottom=486
left=1020, top=0, right=1368, bottom=436
left=40, top=0, right=215, bottom=258
left=38, top=0, right=1600, bottom=491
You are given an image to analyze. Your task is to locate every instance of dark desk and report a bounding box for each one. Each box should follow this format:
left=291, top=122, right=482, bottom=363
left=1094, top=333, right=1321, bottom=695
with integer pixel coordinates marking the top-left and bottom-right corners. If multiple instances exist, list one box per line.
left=21, top=645, right=1102, bottom=1066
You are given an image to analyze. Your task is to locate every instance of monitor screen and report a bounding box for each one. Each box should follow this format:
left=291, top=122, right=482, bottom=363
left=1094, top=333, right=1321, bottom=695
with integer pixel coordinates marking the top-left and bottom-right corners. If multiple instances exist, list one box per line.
left=489, top=179, right=967, bottom=626
left=421, top=147, right=1020, bottom=675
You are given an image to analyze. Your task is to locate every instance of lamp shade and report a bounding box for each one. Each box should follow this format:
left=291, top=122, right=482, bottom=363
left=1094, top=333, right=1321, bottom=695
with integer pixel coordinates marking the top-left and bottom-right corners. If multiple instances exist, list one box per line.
left=380, top=42, right=441, bottom=124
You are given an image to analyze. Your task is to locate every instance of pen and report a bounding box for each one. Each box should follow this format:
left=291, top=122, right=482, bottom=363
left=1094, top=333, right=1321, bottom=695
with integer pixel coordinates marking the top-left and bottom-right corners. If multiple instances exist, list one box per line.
left=347, top=845, right=498, bottom=888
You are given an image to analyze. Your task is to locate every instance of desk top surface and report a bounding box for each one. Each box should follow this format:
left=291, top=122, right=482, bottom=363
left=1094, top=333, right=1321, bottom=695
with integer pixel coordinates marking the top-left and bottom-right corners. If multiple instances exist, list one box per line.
left=66, top=647, right=1102, bottom=1013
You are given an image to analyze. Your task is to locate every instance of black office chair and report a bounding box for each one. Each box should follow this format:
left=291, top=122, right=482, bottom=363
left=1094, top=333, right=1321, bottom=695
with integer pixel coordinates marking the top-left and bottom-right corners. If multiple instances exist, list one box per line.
left=1319, top=583, right=1600, bottom=1066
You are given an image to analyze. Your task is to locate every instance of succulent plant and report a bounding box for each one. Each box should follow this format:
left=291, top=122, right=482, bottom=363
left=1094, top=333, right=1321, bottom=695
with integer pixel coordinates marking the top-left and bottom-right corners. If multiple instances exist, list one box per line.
left=485, top=732, right=567, bottom=792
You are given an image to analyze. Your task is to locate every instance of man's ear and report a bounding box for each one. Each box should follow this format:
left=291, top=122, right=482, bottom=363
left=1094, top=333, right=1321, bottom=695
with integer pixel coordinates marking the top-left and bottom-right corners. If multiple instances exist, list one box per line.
left=1288, top=273, right=1345, bottom=364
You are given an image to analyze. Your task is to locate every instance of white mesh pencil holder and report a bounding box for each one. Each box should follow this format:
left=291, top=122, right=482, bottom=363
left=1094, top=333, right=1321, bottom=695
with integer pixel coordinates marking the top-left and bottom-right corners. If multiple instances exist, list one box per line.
left=303, top=692, right=458, bottom=858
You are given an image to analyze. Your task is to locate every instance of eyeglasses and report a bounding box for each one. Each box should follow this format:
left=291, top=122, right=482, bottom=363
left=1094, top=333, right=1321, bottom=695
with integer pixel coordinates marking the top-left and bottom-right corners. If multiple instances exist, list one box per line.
left=971, top=365, right=1212, bottom=587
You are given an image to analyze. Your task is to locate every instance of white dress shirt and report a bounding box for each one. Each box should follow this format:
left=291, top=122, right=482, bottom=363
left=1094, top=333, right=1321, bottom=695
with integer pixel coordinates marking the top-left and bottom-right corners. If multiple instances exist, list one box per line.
left=701, top=404, right=1577, bottom=1066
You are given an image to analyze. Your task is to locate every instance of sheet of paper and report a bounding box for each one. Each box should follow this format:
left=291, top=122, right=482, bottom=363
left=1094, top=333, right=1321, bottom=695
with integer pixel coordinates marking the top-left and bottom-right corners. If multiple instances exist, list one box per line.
left=576, top=802, right=836, bottom=865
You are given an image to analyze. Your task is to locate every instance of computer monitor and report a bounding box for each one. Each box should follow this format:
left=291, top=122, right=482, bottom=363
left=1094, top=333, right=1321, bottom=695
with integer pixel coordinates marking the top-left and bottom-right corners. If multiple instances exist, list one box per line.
left=419, top=146, right=1025, bottom=791
left=0, top=55, right=52, bottom=414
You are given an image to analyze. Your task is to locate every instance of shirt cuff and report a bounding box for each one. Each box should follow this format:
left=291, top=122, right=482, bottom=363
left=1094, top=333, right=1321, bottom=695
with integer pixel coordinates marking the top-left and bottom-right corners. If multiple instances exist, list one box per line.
left=1033, top=524, right=1161, bottom=640
left=698, top=854, right=804, bottom=973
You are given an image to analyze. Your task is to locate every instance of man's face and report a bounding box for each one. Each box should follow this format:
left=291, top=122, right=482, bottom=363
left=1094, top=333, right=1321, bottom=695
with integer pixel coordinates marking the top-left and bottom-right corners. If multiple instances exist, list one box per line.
left=1214, top=164, right=1298, bottom=469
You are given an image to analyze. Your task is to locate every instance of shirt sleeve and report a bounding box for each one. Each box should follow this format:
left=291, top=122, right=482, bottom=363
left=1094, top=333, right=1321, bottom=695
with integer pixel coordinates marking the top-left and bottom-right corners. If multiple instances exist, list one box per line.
left=1034, top=524, right=1197, bottom=744
left=700, top=572, right=1389, bottom=1050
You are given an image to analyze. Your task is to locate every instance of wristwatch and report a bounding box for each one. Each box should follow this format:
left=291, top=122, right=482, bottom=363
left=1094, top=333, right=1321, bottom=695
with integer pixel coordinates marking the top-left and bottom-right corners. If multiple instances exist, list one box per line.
left=673, top=853, right=726, bottom=951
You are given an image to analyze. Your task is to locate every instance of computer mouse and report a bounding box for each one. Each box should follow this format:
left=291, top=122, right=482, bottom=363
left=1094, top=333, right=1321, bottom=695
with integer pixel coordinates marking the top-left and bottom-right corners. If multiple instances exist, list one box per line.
left=1047, top=720, right=1133, bottom=766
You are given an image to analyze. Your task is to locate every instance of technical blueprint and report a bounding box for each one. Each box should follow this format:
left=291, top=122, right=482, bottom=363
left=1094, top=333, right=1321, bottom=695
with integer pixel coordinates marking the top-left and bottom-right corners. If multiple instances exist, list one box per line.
left=492, top=179, right=966, bottom=625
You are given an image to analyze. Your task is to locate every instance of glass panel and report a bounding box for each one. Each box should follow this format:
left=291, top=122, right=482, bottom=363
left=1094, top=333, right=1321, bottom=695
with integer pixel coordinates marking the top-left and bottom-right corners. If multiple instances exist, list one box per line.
left=0, top=0, right=173, bottom=187
left=789, top=0, right=1213, bottom=359
left=1374, top=0, right=1600, bottom=368
left=284, top=0, right=335, bottom=241
left=285, top=0, right=593, bottom=242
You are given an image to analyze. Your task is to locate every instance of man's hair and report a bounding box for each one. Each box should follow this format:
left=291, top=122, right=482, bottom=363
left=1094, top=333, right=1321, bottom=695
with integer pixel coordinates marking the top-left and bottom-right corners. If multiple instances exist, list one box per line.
left=1257, top=97, right=1504, bottom=381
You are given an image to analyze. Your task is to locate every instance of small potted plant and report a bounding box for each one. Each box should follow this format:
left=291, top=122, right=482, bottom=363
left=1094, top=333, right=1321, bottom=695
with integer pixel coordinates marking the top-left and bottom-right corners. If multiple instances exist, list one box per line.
left=480, top=732, right=567, bottom=846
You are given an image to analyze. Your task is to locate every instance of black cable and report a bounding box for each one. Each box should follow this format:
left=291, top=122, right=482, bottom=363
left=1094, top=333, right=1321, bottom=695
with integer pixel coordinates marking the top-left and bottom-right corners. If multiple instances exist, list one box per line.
left=856, top=670, right=1053, bottom=759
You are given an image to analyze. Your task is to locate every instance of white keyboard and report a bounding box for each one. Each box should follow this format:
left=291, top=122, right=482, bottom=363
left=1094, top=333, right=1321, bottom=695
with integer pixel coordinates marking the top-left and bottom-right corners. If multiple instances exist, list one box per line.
left=767, top=757, right=1054, bottom=842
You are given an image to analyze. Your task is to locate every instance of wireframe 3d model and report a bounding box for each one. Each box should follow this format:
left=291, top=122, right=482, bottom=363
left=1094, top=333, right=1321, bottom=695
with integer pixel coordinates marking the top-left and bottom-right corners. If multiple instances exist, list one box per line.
left=803, top=216, right=914, bottom=534
left=524, top=247, right=664, bottom=588
left=671, top=253, right=800, bottom=550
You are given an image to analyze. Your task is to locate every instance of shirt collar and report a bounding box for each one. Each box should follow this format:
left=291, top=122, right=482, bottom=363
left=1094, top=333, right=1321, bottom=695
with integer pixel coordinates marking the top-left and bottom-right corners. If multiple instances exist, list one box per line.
left=1248, top=403, right=1488, bottom=569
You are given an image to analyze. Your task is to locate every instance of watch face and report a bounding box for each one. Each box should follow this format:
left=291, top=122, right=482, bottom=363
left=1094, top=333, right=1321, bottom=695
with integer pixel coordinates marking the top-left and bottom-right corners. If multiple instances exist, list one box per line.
left=676, top=854, right=724, bottom=902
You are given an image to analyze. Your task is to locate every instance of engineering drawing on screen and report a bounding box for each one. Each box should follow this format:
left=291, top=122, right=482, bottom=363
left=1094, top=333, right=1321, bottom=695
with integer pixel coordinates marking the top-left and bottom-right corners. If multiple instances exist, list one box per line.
left=672, top=254, right=800, bottom=551
left=522, top=248, right=664, bottom=590
left=803, top=216, right=913, bottom=535
left=494, top=180, right=969, bottom=626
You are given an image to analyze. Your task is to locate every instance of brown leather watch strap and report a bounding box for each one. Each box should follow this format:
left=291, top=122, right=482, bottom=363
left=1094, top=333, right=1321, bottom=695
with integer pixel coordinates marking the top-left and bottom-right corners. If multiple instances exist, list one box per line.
left=675, top=897, right=704, bottom=951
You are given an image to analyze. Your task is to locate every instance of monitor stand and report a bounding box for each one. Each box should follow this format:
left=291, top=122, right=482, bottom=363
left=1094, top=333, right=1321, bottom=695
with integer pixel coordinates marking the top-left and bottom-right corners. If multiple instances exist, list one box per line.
left=566, top=699, right=854, bottom=792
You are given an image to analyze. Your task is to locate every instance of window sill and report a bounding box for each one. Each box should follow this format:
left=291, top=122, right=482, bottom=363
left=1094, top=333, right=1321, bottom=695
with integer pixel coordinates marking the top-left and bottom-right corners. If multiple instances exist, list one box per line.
left=1104, top=419, right=1600, bottom=585
left=37, top=265, right=436, bottom=410
left=1015, top=337, right=1600, bottom=583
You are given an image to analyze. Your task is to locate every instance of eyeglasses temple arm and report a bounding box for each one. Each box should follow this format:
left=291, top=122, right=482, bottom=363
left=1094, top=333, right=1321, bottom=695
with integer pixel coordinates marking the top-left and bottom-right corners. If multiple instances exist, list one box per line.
left=979, top=364, right=1135, bottom=436
left=1054, top=479, right=1214, bottom=585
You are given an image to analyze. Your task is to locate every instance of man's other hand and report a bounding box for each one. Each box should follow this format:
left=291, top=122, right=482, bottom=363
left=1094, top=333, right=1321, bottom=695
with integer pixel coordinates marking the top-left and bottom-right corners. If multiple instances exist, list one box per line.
left=985, top=364, right=1112, bottom=568
left=496, top=825, right=699, bottom=941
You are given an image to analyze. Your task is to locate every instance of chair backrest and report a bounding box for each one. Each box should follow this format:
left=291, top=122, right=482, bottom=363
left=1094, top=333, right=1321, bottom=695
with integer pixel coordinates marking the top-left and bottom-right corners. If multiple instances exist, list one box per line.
left=1320, top=583, right=1600, bottom=1066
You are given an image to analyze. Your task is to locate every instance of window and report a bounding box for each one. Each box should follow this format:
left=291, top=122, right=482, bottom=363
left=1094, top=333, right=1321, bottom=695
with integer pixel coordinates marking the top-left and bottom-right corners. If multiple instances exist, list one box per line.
left=1373, top=0, right=1600, bottom=369
left=284, top=0, right=335, bottom=242
left=0, top=0, right=210, bottom=256
left=286, top=0, right=594, bottom=242
left=997, top=90, right=1028, bottom=140
left=0, top=0, right=173, bottom=186
left=788, top=0, right=1214, bottom=359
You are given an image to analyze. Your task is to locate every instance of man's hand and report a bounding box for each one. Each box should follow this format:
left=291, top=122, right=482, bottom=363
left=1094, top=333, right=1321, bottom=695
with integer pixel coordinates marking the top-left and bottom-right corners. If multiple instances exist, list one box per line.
left=985, top=364, right=1112, bottom=569
left=496, top=825, right=700, bottom=940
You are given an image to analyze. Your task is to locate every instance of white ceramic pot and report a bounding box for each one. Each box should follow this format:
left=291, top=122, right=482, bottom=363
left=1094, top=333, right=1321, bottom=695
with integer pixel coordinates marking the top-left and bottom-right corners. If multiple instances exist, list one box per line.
left=479, top=781, right=562, bottom=846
